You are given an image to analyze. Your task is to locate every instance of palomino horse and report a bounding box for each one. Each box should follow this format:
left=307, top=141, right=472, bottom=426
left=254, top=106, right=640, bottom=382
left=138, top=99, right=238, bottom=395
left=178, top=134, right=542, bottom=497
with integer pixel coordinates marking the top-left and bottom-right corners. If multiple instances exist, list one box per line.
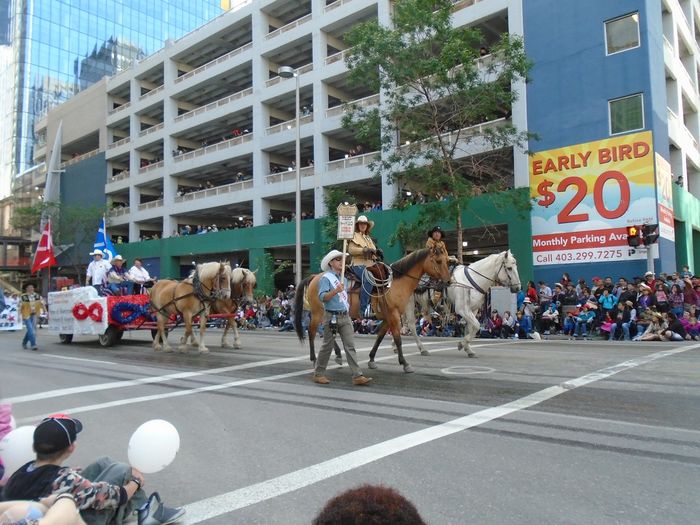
left=210, top=267, right=257, bottom=349
left=294, top=245, right=451, bottom=373
left=447, top=250, right=521, bottom=357
left=149, top=261, right=231, bottom=354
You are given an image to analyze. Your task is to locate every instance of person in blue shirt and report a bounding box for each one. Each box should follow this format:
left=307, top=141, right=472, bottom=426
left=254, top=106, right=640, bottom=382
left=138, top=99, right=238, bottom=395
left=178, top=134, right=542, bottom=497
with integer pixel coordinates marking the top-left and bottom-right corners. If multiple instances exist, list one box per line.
left=313, top=250, right=372, bottom=386
left=575, top=304, right=596, bottom=338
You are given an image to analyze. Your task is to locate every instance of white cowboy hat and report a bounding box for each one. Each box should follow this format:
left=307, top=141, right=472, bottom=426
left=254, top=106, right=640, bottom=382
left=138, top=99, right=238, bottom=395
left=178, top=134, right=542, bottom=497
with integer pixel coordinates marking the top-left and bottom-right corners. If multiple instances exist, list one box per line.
left=321, top=250, right=348, bottom=272
left=355, top=215, right=374, bottom=231
left=112, top=255, right=124, bottom=261
left=89, top=249, right=104, bottom=256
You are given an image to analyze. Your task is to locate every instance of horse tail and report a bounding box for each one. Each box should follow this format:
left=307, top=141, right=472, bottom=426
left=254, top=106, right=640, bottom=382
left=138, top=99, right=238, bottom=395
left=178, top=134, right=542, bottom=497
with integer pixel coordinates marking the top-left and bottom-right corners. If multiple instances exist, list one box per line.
left=294, top=275, right=313, bottom=341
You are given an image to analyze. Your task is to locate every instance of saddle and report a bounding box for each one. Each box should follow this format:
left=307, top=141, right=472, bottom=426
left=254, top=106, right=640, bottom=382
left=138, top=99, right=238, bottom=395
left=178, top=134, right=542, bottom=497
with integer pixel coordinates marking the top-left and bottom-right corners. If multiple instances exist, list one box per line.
left=345, top=264, right=388, bottom=300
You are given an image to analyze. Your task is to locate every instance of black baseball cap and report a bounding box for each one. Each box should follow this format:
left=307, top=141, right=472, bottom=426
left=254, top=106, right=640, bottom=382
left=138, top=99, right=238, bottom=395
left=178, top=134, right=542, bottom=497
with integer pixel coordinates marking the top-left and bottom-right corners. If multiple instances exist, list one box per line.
left=33, top=414, right=83, bottom=454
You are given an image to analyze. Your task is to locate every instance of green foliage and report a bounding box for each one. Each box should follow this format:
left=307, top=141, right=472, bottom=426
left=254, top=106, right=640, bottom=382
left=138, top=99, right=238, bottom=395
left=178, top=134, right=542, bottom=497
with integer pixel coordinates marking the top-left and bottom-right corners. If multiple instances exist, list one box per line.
left=343, top=0, right=533, bottom=258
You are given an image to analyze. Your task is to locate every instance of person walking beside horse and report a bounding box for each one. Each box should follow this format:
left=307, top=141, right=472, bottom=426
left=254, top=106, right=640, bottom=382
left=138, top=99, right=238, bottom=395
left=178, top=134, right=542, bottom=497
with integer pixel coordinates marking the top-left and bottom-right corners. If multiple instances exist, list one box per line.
left=312, top=250, right=372, bottom=386
left=348, top=216, right=382, bottom=318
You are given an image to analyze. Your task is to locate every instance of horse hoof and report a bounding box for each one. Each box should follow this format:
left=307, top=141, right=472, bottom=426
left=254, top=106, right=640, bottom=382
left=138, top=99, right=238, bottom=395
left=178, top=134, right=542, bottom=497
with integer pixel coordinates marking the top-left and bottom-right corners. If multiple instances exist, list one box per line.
left=199, top=349, right=209, bottom=355
left=420, top=350, right=430, bottom=356
left=162, top=347, right=173, bottom=353
left=178, top=346, right=189, bottom=354
left=234, top=343, right=242, bottom=350
left=467, top=353, right=477, bottom=358
left=368, top=361, right=378, bottom=369
left=403, top=364, right=415, bottom=373
left=153, top=346, right=162, bottom=352
left=457, top=342, right=464, bottom=351
left=334, top=357, right=343, bottom=366
left=222, top=343, right=234, bottom=349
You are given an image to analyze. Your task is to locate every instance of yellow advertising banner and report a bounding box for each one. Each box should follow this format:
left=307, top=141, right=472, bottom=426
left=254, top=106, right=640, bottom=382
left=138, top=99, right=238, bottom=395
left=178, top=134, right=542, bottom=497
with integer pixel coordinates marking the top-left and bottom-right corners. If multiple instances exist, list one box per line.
left=529, top=131, right=655, bottom=266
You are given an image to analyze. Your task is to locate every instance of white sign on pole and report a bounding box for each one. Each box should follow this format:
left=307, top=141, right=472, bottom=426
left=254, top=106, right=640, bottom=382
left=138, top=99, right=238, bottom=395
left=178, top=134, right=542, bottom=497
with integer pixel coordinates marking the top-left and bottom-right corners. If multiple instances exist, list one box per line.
left=337, top=204, right=358, bottom=240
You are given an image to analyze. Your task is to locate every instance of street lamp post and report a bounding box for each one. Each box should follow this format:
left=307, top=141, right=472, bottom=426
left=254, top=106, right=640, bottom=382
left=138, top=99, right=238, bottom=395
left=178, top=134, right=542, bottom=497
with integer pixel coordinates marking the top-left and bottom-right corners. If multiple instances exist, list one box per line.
left=278, top=65, right=302, bottom=286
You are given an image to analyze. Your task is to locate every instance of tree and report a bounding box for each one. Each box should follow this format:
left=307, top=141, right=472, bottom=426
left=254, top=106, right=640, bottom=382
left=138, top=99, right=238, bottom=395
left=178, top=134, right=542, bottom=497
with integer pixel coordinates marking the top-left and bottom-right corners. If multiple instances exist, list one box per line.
left=342, top=0, right=532, bottom=261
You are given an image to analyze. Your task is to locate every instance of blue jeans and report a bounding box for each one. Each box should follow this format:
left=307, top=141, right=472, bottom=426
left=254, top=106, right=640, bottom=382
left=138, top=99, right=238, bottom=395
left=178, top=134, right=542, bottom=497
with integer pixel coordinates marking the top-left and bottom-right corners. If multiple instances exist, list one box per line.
left=351, top=266, right=370, bottom=313
left=520, top=315, right=533, bottom=335
left=609, top=322, right=631, bottom=340
left=575, top=320, right=589, bottom=336
left=22, top=315, right=37, bottom=348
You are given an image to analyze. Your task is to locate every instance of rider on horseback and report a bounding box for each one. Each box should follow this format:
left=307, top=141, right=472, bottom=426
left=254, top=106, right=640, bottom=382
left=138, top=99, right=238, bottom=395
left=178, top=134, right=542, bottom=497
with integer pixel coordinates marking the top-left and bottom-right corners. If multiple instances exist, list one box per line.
left=348, top=215, right=383, bottom=317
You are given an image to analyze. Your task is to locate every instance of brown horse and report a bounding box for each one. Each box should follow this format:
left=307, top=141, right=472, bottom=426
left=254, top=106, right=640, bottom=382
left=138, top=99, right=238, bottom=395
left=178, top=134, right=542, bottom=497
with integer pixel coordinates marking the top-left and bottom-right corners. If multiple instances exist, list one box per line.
left=294, top=245, right=451, bottom=373
left=150, top=261, right=231, bottom=354
left=210, top=267, right=257, bottom=349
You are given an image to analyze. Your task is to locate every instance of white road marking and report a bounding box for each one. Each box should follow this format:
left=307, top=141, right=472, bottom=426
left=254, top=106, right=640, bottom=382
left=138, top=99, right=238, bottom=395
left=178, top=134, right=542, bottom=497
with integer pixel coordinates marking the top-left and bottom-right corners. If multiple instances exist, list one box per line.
left=178, top=344, right=698, bottom=524
left=4, top=339, right=458, bottom=405
left=17, top=341, right=498, bottom=423
left=42, top=354, right=117, bottom=365
left=441, top=366, right=495, bottom=375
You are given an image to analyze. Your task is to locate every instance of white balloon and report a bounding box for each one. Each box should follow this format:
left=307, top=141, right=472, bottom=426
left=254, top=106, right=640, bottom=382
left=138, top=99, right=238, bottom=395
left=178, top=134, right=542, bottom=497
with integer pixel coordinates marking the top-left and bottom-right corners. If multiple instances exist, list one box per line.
left=127, top=419, right=180, bottom=474
left=0, top=425, right=36, bottom=482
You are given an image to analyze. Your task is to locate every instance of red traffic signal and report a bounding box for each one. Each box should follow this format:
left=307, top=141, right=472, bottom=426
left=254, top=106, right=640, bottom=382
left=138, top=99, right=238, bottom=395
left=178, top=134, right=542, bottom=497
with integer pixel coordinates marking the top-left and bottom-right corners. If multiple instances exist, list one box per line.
left=626, top=226, right=641, bottom=247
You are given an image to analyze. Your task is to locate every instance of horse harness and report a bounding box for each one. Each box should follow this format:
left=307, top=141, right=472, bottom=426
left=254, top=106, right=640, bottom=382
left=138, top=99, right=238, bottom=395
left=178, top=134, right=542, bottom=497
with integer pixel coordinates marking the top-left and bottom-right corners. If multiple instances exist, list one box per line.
left=150, top=267, right=226, bottom=319
left=462, top=258, right=518, bottom=295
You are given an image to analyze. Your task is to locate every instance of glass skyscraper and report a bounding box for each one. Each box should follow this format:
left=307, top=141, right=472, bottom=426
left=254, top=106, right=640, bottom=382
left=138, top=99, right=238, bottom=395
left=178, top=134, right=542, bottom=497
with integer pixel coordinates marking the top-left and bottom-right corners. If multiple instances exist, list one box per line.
left=0, top=0, right=224, bottom=200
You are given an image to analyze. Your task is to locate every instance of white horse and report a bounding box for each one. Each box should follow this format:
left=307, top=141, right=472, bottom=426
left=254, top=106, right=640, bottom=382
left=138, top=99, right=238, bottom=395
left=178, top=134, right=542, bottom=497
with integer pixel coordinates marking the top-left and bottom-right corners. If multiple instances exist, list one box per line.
left=448, top=250, right=521, bottom=357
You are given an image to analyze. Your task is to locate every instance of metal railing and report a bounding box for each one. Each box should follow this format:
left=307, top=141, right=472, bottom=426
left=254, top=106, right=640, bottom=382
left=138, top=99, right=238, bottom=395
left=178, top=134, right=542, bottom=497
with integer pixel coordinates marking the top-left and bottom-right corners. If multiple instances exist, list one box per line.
left=138, top=199, right=163, bottom=211
left=107, top=137, right=131, bottom=150
left=138, top=122, right=164, bottom=137
left=109, top=170, right=130, bottom=183
left=265, top=114, right=313, bottom=135
left=173, top=134, right=253, bottom=163
left=174, top=42, right=253, bottom=84
left=265, top=13, right=311, bottom=40
left=174, top=180, right=254, bottom=202
left=60, top=148, right=102, bottom=168
left=325, top=48, right=350, bottom=65
left=265, top=166, right=314, bottom=183
left=265, top=63, right=313, bottom=87
left=138, top=160, right=164, bottom=174
left=174, top=87, right=253, bottom=123
left=108, top=101, right=131, bottom=116
left=327, top=152, right=377, bottom=171
left=139, top=85, right=164, bottom=101
left=325, top=0, right=354, bottom=12
left=325, top=93, right=379, bottom=118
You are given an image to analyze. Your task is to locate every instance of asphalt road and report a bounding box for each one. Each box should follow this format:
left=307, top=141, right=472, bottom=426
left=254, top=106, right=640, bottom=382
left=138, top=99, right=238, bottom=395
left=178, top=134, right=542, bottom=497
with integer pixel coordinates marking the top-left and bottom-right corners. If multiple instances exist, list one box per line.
left=1, top=326, right=699, bottom=524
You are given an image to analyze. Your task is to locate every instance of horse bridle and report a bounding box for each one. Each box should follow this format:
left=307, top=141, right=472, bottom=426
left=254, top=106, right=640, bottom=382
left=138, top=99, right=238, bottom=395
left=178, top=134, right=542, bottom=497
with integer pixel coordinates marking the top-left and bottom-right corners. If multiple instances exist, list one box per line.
left=464, top=257, right=519, bottom=295
left=193, top=265, right=230, bottom=302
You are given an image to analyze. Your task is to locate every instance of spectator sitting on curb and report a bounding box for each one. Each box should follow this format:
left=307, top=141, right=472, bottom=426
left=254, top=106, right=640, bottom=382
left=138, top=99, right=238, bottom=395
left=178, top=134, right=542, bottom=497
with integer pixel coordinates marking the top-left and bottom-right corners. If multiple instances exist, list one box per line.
left=1, top=414, right=184, bottom=525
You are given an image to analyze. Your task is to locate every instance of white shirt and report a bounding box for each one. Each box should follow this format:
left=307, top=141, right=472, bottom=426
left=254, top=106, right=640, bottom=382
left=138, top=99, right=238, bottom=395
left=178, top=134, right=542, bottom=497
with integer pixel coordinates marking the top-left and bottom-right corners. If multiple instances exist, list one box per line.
left=86, top=259, right=111, bottom=285
left=128, top=265, right=151, bottom=283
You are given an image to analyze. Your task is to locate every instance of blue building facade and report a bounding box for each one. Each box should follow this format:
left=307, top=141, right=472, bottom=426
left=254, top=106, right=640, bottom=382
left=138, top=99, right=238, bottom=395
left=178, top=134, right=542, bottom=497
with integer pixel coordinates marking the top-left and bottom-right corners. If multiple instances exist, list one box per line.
left=523, top=0, right=696, bottom=283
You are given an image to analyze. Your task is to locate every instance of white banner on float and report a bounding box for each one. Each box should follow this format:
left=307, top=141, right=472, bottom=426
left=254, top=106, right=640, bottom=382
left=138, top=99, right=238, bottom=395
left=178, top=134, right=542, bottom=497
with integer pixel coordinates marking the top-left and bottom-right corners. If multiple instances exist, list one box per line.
left=48, top=287, right=109, bottom=335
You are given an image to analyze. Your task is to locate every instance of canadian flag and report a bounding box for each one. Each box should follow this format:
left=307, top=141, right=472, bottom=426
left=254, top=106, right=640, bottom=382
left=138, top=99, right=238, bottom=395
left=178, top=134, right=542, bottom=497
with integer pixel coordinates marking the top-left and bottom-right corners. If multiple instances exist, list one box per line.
left=31, top=219, right=57, bottom=274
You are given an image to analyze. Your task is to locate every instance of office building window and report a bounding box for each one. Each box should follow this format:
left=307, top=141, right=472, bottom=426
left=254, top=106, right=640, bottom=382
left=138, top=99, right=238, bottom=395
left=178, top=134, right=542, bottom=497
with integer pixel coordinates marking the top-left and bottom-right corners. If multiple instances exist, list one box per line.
left=605, top=13, right=640, bottom=55
left=609, top=94, right=644, bottom=135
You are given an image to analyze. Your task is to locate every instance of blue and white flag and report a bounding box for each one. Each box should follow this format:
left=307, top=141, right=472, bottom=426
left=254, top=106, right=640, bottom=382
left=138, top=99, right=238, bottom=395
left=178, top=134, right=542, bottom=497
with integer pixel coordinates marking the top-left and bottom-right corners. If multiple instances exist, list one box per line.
left=93, top=217, right=117, bottom=261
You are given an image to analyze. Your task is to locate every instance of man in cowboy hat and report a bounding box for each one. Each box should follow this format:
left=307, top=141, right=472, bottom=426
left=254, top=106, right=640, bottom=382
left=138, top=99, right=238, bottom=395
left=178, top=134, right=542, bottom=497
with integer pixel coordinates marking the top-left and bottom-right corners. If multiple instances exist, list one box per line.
left=107, top=255, right=133, bottom=295
left=313, top=249, right=372, bottom=386
left=86, top=249, right=111, bottom=294
left=348, top=215, right=382, bottom=317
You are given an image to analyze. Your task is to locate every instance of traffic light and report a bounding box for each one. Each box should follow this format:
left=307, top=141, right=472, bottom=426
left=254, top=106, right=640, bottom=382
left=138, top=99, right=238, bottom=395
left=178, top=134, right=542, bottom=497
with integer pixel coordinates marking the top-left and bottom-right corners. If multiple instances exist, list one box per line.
left=643, top=223, right=659, bottom=246
left=626, top=226, right=640, bottom=247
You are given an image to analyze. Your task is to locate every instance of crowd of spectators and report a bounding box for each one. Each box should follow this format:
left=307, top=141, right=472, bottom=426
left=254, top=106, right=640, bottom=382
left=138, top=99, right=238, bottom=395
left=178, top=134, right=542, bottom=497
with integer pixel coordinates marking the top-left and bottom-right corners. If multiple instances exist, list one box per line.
left=477, top=269, right=699, bottom=342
